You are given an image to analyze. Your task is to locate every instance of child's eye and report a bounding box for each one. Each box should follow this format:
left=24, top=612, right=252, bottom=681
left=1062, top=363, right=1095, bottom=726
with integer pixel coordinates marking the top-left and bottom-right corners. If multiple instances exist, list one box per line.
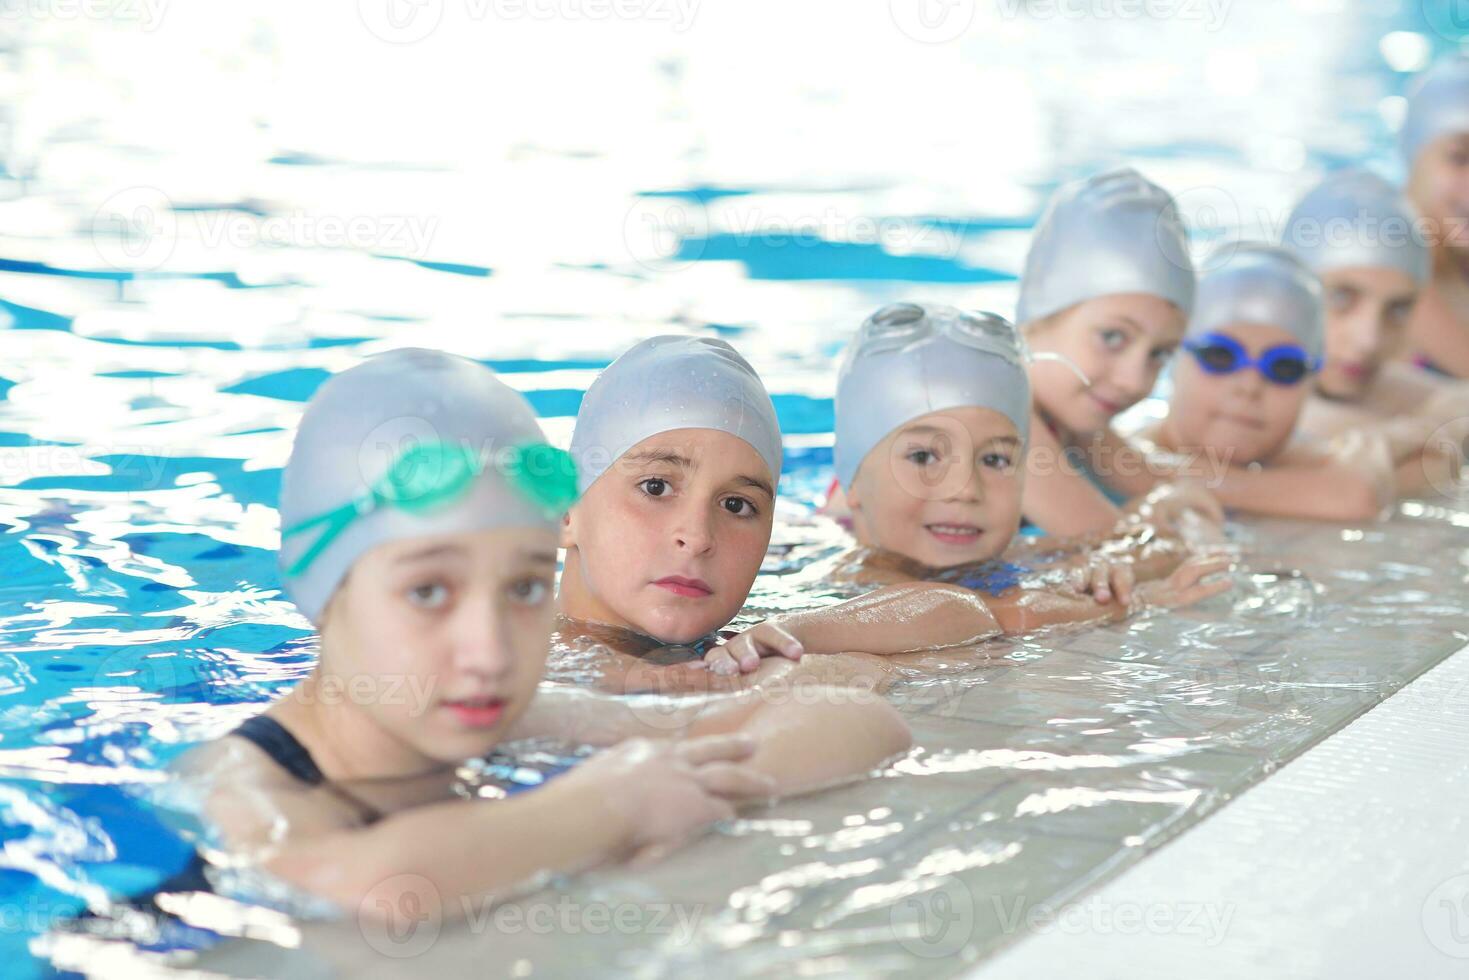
left=407, top=581, right=450, bottom=610
left=906, top=448, right=940, bottom=466
left=721, top=495, right=758, bottom=518
left=981, top=452, right=1014, bottom=470
left=508, top=577, right=550, bottom=606
left=1097, top=328, right=1128, bottom=351
left=638, top=477, right=670, bottom=497
left=1149, top=346, right=1176, bottom=365
left=1327, top=287, right=1356, bottom=312
left=1387, top=300, right=1415, bottom=327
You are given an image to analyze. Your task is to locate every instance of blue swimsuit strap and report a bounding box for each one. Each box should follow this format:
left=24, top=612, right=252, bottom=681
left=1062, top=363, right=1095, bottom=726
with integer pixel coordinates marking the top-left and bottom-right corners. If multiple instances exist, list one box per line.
left=949, top=560, right=1028, bottom=596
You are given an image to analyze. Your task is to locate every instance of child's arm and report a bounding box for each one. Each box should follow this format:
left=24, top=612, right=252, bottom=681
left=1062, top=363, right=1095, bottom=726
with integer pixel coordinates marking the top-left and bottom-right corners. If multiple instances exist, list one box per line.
left=511, top=672, right=913, bottom=798
left=186, top=733, right=766, bottom=918
left=1018, top=414, right=1125, bottom=536
left=1102, top=428, right=1392, bottom=522
left=717, top=555, right=1231, bottom=662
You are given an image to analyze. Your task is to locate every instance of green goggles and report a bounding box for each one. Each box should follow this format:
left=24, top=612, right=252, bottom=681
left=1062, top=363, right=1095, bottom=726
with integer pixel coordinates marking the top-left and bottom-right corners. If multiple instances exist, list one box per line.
left=282, top=439, right=578, bottom=578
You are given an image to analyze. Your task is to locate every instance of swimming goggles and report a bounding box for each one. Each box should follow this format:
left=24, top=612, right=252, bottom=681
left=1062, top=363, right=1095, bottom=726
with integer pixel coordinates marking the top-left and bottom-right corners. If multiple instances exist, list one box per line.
left=282, top=439, right=578, bottom=577
left=864, top=303, right=1092, bottom=386
left=1183, top=332, right=1321, bottom=385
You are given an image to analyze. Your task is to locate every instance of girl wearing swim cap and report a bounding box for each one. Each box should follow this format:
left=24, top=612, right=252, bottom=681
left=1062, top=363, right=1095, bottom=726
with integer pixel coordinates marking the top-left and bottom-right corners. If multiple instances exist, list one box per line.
left=1122, top=245, right=1403, bottom=519
left=1283, top=170, right=1467, bottom=494
left=1016, top=167, right=1227, bottom=536
left=176, top=348, right=910, bottom=916
left=1400, top=56, right=1469, bottom=380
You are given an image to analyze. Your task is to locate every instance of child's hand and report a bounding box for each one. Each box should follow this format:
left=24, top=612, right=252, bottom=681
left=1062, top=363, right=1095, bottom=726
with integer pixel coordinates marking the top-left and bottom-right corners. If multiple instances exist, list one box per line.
left=585, top=735, right=774, bottom=862
left=1137, top=480, right=1226, bottom=532
left=704, top=621, right=804, bottom=676
left=1131, top=555, right=1234, bottom=610
left=1070, top=555, right=1135, bottom=605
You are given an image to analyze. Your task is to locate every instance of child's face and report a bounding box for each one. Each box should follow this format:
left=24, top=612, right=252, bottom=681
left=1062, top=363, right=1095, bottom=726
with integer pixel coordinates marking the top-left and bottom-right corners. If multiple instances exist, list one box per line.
left=847, top=406, right=1023, bottom=569
left=318, top=526, right=559, bottom=765
left=560, top=428, right=776, bottom=644
left=1319, top=266, right=1419, bottom=400
left=1168, top=322, right=1312, bottom=465
left=1410, top=132, right=1469, bottom=251
left=1025, top=292, right=1185, bottom=435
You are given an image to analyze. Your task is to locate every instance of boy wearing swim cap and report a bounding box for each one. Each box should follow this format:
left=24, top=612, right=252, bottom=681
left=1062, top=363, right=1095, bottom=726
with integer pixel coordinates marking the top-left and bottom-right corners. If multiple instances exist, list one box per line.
left=1399, top=56, right=1469, bottom=380
left=176, top=348, right=910, bottom=916
left=1122, top=245, right=1404, bottom=519
left=1282, top=170, right=1468, bottom=495
left=802, top=304, right=1230, bottom=634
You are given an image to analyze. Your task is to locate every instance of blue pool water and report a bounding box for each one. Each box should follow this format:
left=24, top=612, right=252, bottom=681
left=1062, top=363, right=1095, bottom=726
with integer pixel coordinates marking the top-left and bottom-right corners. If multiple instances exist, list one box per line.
left=0, top=1, right=1464, bottom=975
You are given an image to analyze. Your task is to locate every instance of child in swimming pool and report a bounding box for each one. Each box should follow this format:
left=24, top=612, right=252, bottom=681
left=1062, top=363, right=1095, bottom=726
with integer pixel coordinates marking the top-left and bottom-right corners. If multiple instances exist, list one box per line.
left=1111, top=244, right=1402, bottom=520
left=696, top=304, right=1232, bottom=674
left=1399, top=56, right=1469, bottom=380
left=1014, top=167, right=1226, bottom=536
left=175, top=349, right=910, bottom=917
left=820, top=168, right=1225, bottom=538
left=1282, top=169, right=1469, bottom=493
left=557, top=322, right=1227, bottom=679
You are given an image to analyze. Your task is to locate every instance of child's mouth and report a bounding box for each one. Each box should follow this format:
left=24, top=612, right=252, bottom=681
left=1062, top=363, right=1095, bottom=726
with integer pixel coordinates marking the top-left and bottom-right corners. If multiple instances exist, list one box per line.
left=653, top=576, right=714, bottom=598
left=925, top=523, right=982, bottom=545
left=443, top=696, right=507, bottom=729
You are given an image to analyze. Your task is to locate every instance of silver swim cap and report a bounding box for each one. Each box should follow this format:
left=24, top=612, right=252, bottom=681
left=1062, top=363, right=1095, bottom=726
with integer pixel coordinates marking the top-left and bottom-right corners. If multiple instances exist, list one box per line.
left=1400, top=55, right=1469, bottom=168
left=278, top=348, right=571, bottom=625
left=1016, top=167, right=1196, bottom=326
left=1283, top=170, right=1430, bottom=284
left=570, top=335, right=783, bottom=494
left=1187, top=243, right=1325, bottom=360
left=834, top=303, right=1031, bottom=490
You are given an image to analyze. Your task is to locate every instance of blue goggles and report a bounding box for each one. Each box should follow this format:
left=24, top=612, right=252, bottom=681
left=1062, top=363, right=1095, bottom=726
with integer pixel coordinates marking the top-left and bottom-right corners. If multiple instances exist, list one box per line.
left=1183, top=332, right=1321, bottom=386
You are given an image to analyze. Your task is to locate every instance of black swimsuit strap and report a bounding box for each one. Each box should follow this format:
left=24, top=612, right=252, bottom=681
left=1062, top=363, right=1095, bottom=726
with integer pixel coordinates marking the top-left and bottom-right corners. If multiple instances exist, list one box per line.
left=231, top=714, right=384, bottom=825
left=231, top=714, right=325, bottom=786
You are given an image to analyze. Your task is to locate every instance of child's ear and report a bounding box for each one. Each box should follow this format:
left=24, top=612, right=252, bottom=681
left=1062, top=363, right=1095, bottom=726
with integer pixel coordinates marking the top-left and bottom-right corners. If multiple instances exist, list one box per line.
left=844, top=479, right=862, bottom=512
left=559, top=508, right=576, bottom=550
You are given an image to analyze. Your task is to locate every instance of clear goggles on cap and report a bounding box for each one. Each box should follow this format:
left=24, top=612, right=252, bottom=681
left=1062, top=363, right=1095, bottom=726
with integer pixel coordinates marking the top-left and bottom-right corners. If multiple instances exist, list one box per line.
left=861, top=303, right=1092, bottom=387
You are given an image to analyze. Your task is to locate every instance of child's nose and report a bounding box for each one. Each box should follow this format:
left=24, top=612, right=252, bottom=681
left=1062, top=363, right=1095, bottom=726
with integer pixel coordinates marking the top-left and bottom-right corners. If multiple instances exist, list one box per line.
left=671, top=501, right=716, bottom=554
left=451, top=597, right=515, bottom=680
